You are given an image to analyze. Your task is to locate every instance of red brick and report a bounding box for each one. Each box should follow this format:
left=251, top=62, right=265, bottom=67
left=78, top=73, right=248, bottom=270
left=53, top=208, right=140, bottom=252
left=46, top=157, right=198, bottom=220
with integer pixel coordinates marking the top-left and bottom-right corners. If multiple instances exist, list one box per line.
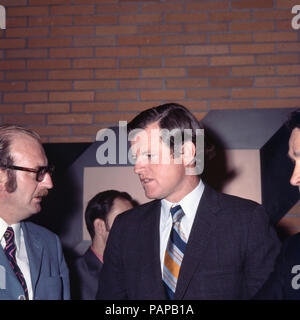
left=95, top=3, right=139, bottom=14
left=182, top=101, right=208, bottom=111
left=120, top=80, right=163, bottom=89
left=96, top=26, right=137, bottom=35
left=95, top=69, right=139, bottom=79
left=188, top=67, right=230, bottom=77
left=277, top=43, right=300, bottom=52
left=141, top=46, right=183, bottom=56
left=29, top=0, right=72, bottom=4
left=140, top=24, right=182, bottom=34
left=6, top=71, right=47, bottom=80
left=164, top=34, right=206, bottom=45
left=230, top=21, right=274, bottom=32
left=4, top=92, right=48, bottom=103
left=51, top=26, right=94, bottom=36
left=187, top=89, right=229, bottom=99
left=6, top=49, right=48, bottom=59
left=118, top=35, right=162, bottom=46
left=96, top=47, right=139, bottom=57
left=165, top=57, right=208, bottom=67
left=25, top=103, right=70, bottom=113
left=232, top=0, right=273, bottom=9
left=94, top=113, right=136, bottom=123
left=7, top=17, right=27, bottom=27
left=230, top=44, right=275, bottom=54
left=166, top=79, right=208, bottom=89
left=96, top=91, right=137, bottom=101
left=50, top=5, right=94, bottom=15
left=73, top=37, right=115, bottom=47
left=1, top=0, right=27, bottom=5
left=0, top=39, right=25, bottom=49
left=254, top=32, right=297, bottom=42
left=255, top=77, right=300, bottom=87
left=7, top=7, right=49, bottom=16
left=256, top=99, right=300, bottom=108
left=118, top=101, right=158, bottom=112
left=72, top=102, right=116, bottom=112
left=49, top=70, right=93, bottom=79
left=48, top=114, right=93, bottom=124
left=185, top=23, right=228, bottom=33
left=3, top=115, right=45, bottom=124
left=210, top=100, right=254, bottom=109
left=142, top=3, right=184, bottom=13
left=278, top=87, right=300, bottom=97
left=73, top=58, right=117, bottom=69
left=210, top=78, right=253, bottom=88
left=119, top=14, right=162, bottom=24
left=210, top=33, right=252, bottom=43
left=185, top=45, right=228, bottom=55
left=49, top=136, right=93, bottom=143
left=71, top=125, right=105, bottom=136
left=254, top=10, right=292, bottom=20
left=0, top=82, right=25, bottom=91
left=0, top=60, right=25, bottom=70
left=276, top=20, right=293, bottom=31
left=28, top=38, right=73, bottom=48
left=28, top=125, right=70, bottom=137
left=50, top=48, right=93, bottom=58
left=210, top=11, right=251, bottom=21
left=232, top=66, right=275, bottom=76
left=277, top=0, right=300, bottom=9
left=120, top=57, right=161, bottom=68
left=165, top=13, right=207, bottom=23
left=6, top=28, right=48, bottom=38
left=277, top=65, right=300, bottom=75
left=140, top=90, right=184, bottom=101
left=0, top=104, right=23, bottom=113
left=28, top=81, right=72, bottom=91
left=50, top=91, right=94, bottom=102
left=186, top=1, right=229, bottom=11
left=232, top=88, right=276, bottom=98
left=211, top=55, right=254, bottom=66
left=141, top=68, right=185, bottom=78
left=74, top=15, right=117, bottom=25
left=27, top=59, right=71, bottom=69
left=256, top=54, right=299, bottom=65
left=74, top=80, right=117, bottom=90
left=29, top=16, right=73, bottom=26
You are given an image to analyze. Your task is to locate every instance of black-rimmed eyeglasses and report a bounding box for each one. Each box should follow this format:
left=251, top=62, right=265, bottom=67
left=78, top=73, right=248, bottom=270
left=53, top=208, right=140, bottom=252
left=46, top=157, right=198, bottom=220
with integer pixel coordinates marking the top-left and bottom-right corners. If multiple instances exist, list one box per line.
left=0, top=164, right=54, bottom=182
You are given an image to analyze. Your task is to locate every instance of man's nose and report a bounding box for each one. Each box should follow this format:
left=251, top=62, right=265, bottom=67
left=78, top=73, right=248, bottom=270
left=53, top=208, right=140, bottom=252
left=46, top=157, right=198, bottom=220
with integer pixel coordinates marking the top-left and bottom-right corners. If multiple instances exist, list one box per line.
left=290, top=162, right=300, bottom=187
left=40, top=172, right=53, bottom=189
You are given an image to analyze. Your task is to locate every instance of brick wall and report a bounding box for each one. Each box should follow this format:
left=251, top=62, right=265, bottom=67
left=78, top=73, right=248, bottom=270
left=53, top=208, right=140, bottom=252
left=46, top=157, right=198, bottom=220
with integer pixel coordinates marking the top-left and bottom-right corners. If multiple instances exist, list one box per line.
left=0, top=0, right=300, bottom=233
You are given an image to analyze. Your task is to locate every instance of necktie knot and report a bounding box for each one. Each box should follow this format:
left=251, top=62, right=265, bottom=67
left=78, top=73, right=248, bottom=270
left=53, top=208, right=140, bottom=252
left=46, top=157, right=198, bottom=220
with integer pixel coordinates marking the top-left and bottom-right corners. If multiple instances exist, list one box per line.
left=170, top=205, right=184, bottom=224
left=4, top=227, right=14, bottom=244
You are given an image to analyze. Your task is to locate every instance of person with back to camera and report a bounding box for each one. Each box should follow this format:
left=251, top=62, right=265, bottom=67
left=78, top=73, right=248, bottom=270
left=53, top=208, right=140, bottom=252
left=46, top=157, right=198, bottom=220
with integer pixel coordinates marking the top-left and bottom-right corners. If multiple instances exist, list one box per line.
left=71, top=190, right=138, bottom=300
left=96, top=102, right=281, bottom=300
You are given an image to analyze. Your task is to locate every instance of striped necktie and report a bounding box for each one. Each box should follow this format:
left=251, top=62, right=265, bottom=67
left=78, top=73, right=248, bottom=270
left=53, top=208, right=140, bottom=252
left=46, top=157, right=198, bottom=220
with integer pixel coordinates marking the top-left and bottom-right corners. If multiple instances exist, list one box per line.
left=4, top=227, right=29, bottom=300
left=162, top=205, right=187, bottom=299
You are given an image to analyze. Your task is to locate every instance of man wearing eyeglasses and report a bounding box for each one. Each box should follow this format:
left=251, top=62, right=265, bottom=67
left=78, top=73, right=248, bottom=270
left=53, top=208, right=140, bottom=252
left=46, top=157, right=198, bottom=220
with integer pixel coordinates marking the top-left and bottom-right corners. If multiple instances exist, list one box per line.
left=0, top=124, right=70, bottom=300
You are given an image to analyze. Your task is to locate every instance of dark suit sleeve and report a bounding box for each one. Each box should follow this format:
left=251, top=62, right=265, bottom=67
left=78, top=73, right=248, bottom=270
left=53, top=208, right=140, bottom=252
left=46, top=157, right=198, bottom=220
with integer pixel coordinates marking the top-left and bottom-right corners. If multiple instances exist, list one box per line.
left=96, top=215, right=128, bottom=300
left=244, top=204, right=281, bottom=298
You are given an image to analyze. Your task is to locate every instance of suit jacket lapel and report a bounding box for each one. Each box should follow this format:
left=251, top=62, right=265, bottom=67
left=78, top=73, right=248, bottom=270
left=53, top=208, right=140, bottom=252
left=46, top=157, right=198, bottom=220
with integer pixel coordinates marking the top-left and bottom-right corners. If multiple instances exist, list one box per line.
left=21, top=222, right=43, bottom=293
left=174, top=185, right=220, bottom=299
left=137, top=200, right=166, bottom=299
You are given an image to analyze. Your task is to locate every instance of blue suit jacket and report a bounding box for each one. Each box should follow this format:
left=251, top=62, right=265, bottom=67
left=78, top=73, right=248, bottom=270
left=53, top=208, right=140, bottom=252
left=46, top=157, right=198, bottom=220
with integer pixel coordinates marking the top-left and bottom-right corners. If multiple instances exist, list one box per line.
left=0, top=221, right=70, bottom=300
left=97, top=185, right=281, bottom=300
left=255, top=232, right=300, bottom=299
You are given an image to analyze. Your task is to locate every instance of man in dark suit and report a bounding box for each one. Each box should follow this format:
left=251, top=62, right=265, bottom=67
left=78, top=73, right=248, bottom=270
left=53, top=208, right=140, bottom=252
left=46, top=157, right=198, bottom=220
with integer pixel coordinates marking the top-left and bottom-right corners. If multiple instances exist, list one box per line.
left=255, top=109, right=300, bottom=299
left=97, top=103, right=280, bottom=300
left=71, top=190, right=137, bottom=300
left=0, top=124, right=70, bottom=300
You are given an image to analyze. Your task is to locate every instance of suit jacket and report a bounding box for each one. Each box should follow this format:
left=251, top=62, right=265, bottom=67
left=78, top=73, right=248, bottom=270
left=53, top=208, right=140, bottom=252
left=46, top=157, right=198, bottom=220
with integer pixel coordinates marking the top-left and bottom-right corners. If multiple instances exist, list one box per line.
left=96, top=185, right=281, bottom=300
left=0, top=221, right=70, bottom=300
left=71, top=247, right=103, bottom=300
left=255, top=232, right=300, bottom=300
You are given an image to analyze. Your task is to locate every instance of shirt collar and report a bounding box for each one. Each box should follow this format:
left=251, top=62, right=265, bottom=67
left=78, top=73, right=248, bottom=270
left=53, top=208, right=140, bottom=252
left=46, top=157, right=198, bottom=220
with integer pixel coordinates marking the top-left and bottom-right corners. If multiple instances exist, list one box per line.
left=161, top=179, right=205, bottom=221
left=0, top=217, right=21, bottom=250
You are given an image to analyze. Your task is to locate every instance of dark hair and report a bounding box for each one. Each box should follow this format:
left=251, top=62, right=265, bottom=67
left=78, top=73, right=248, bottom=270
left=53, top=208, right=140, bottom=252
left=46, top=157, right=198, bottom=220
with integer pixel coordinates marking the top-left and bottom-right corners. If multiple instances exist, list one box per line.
left=85, top=190, right=138, bottom=239
left=127, top=102, right=203, bottom=154
left=0, top=124, right=41, bottom=193
left=287, top=109, right=300, bottom=131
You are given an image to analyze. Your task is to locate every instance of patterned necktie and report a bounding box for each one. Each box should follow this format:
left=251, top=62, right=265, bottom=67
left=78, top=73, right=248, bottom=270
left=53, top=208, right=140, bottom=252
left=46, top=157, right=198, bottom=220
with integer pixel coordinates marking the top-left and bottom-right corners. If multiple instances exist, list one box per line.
left=162, top=205, right=187, bottom=300
left=4, top=227, right=29, bottom=300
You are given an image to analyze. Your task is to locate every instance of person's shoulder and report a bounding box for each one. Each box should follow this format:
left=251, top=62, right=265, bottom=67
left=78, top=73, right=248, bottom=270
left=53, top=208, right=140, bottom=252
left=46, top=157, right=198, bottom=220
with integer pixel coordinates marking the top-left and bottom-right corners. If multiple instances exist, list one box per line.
left=119, top=199, right=161, bottom=219
left=23, top=221, right=58, bottom=240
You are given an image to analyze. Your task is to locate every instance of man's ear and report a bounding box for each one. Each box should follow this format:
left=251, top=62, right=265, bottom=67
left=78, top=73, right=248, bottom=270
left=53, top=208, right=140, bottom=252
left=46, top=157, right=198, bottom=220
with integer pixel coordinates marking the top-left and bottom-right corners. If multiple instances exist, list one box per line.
left=93, top=218, right=107, bottom=236
left=181, top=141, right=196, bottom=166
left=0, top=169, right=7, bottom=192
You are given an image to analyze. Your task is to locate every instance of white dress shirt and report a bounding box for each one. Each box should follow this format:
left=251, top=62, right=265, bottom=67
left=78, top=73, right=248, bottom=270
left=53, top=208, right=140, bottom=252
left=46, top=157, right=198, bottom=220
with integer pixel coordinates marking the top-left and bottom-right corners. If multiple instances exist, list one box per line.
left=0, top=218, right=33, bottom=300
left=159, top=179, right=205, bottom=274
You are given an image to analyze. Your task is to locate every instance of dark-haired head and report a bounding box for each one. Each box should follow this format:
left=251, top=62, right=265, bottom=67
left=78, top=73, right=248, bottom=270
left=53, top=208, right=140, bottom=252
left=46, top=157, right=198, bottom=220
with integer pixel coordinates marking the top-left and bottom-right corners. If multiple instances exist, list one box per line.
left=85, top=190, right=138, bottom=240
left=287, top=109, right=300, bottom=131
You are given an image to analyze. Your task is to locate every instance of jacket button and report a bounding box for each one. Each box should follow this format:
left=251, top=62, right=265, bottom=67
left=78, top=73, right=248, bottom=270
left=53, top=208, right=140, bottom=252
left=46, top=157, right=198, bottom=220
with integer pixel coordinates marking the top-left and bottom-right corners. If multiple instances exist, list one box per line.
left=18, top=295, right=26, bottom=300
